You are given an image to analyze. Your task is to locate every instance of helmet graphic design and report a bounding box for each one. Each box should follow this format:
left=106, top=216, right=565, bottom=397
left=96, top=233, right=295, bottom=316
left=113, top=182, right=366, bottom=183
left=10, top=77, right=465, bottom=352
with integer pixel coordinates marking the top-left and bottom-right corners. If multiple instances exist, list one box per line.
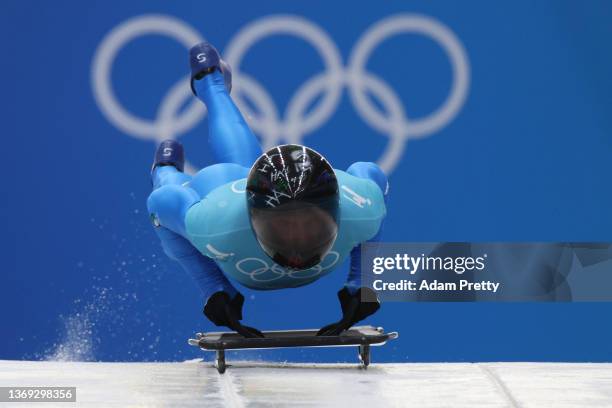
left=246, top=145, right=339, bottom=270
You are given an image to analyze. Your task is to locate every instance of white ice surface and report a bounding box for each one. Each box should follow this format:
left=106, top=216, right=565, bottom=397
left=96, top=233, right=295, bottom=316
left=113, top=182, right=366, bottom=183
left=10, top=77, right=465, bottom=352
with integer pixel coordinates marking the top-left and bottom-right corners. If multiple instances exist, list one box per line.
left=1, top=360, right=612, bottom=407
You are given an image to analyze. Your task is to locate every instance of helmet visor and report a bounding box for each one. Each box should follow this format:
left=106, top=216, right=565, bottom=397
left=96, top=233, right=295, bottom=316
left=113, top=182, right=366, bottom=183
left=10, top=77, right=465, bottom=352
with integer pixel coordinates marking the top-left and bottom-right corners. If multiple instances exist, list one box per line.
left=250, top=200, right=338, bottom=270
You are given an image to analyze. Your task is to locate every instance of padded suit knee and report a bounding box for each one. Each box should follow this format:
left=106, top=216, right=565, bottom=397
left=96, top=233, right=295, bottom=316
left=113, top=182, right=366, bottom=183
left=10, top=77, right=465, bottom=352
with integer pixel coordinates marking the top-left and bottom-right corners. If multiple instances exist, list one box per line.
left=147, top=185, right=199, bottom=236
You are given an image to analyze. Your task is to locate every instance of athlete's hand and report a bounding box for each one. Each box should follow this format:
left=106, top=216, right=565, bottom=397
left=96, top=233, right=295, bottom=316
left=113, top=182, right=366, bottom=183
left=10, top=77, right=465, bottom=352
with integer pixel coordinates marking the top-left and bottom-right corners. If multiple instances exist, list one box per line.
left=203, top=292, right=264, bottom=338
left=316, top=287, right=380, bottom=336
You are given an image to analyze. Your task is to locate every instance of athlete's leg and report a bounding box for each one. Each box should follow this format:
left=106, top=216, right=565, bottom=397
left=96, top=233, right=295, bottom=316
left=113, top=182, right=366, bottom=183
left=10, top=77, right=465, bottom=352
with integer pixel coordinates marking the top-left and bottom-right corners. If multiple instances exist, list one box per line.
left=193, top=71, right=262, bottom=167
left=148, top=140, right=198, bottom=237
left=152, top=166, right=191, bottom=190
left=151, top=140, right=192, bottom=189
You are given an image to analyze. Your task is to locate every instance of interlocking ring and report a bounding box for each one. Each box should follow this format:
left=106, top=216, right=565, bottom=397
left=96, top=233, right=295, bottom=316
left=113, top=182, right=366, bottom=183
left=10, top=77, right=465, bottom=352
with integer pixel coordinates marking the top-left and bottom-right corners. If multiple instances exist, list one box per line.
left=92, top=13, right=470, bottom=173
left=235, top=251, right=340, bottom=282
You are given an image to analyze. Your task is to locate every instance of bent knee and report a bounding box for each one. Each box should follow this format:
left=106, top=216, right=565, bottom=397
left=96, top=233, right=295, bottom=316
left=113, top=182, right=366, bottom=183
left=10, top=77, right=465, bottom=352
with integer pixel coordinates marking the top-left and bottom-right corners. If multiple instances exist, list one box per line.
left=148, top=185, right=187, bottom=214
left=147, top=185, right=198, bottom=233
left=346, top=162, right=389, bottom=196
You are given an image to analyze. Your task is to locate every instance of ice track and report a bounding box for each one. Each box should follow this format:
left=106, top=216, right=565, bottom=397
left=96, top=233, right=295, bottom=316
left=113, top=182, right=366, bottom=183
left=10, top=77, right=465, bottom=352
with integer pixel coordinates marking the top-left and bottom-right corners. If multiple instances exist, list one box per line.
left=1, top=360, right=612, bottom=407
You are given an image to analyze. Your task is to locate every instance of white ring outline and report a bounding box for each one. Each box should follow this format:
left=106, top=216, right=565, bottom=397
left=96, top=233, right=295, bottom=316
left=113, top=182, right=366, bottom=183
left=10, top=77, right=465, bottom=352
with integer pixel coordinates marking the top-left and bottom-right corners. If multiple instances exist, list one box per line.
left=348, top=14, right=470, bottom=139
left=91, top=15, right=205, bottom=142
left=91, top=13, right=471, bottom=173
left=224, top=15, right=344, bottom=150
left=230, top=179, right=247, bottom=193
left=235, top=251, right=340, bottom=282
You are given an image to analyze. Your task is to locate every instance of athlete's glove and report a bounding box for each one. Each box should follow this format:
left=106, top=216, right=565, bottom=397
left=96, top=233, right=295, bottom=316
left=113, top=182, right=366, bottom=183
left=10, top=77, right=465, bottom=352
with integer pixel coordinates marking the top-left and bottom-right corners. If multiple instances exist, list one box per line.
left=203, top=292, right=264, bottom=338
left=316, top=287, right=380, bottom=336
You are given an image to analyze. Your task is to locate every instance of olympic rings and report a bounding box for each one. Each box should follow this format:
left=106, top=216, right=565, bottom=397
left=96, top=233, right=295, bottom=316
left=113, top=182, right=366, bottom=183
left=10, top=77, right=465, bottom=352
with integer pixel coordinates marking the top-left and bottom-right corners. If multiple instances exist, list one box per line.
left=235, top=251, right=340, bottom=282
left=91, top=13, right=470, bottom=173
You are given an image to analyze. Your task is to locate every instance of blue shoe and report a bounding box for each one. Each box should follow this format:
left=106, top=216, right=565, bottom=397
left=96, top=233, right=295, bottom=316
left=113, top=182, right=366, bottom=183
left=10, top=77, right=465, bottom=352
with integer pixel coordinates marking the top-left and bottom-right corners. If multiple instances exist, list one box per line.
left=152, top=140, right=185, bottom=173
left=189, top=41, right=232, bottom=95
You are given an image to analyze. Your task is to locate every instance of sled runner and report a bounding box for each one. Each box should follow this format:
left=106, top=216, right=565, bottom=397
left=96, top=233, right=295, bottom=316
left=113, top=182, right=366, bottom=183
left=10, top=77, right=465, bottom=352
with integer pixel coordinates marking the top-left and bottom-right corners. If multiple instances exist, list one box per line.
left=188, top=325, right=398, bottom=374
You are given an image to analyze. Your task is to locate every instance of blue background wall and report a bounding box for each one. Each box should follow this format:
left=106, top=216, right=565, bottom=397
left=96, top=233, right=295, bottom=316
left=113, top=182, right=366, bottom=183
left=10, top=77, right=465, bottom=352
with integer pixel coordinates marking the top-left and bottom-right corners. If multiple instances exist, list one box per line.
left=2, top=0, right=612, bottom=362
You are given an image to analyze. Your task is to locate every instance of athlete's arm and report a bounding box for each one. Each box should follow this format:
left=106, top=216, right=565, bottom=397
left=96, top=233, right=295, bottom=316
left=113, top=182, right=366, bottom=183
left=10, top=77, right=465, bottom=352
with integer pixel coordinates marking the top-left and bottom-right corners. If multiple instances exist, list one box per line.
left=153, top=226, right=238, bottom=299
left=317, top=162, right=388, bottom=336
left=152, top=225, right=262, bottom=337
left=148, top=162, right=262, bottom=336
left=148, top=145, right=236, bottom=297
left=344, top=161, right=388, bottom=292
left=317, top=232, right=383, bottom=337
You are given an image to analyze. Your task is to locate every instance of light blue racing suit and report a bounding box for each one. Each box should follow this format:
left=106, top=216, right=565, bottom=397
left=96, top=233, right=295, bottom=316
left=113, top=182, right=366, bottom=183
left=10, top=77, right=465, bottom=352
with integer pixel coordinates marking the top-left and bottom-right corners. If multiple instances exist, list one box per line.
left=147, top=71, right=388, bottom=302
